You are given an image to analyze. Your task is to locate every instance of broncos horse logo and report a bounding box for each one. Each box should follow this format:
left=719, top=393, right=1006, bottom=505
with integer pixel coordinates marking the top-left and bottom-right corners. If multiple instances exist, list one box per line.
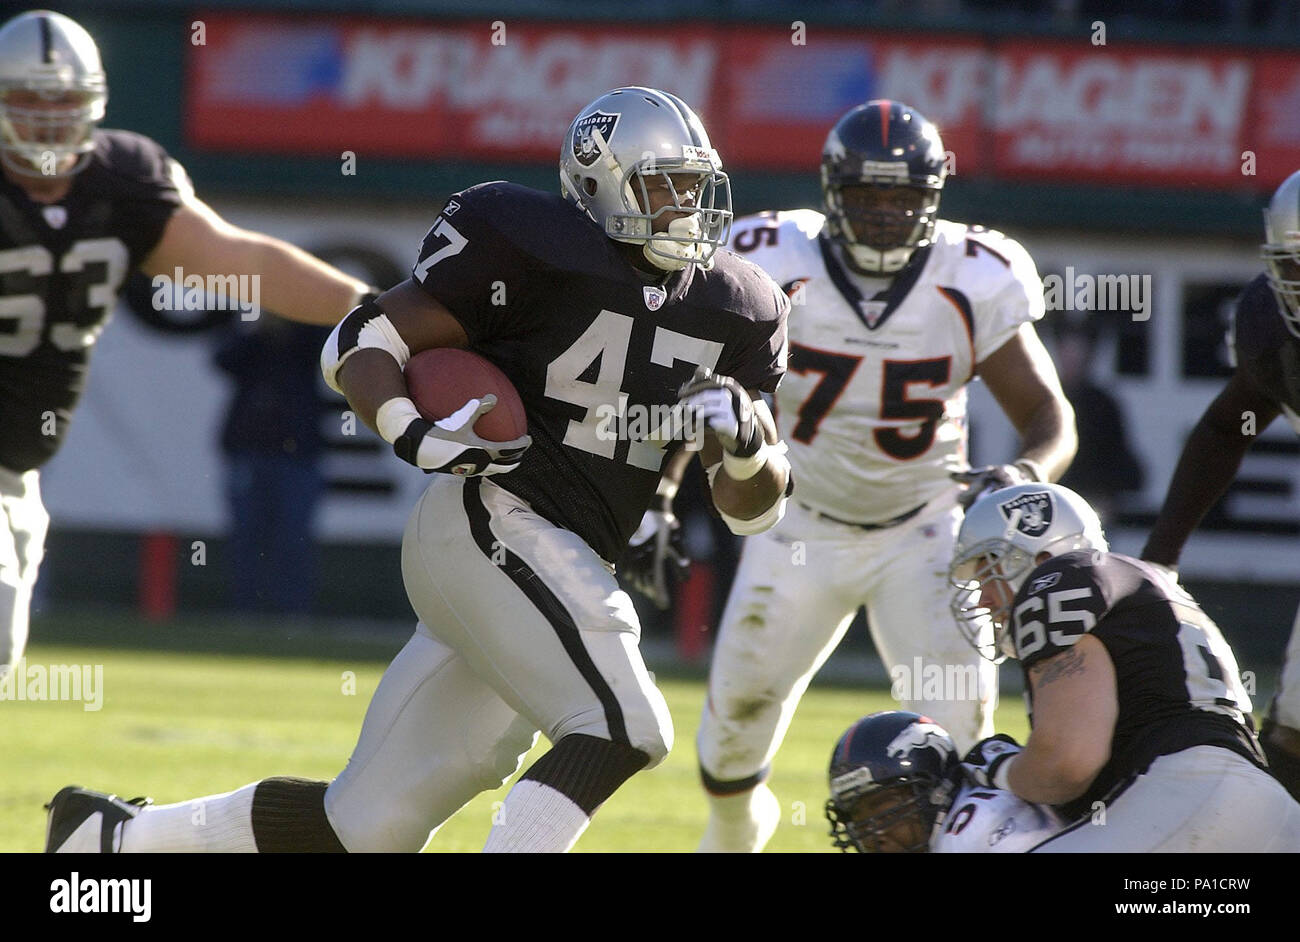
left=885, top=720, right=955, bottom=766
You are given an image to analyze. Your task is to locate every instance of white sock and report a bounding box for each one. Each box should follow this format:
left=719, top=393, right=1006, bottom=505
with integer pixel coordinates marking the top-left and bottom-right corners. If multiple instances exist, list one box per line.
left=481, top=780, right=590, bottom=853
left=120, top=783, right=259, bottom=853
left=697, top=782, right=781, bottom=853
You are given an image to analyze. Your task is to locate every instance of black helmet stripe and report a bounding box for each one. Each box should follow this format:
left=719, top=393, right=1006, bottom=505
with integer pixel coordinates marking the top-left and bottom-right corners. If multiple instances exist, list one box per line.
left=39, top=13, right=53, bottom=63
left=660, top=90, right=704, bottom=148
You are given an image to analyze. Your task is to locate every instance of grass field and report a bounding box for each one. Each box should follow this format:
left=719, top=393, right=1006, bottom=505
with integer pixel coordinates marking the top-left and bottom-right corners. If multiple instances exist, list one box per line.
left=0, top=611, right=1051, bottom=853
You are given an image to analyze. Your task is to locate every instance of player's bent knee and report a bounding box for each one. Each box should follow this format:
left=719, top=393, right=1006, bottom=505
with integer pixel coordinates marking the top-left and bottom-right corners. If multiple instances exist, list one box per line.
left=555, top=690, right=673, bottom=770
left=627, top=695, right=675, bottom=769
left=629, top=724, right=672, bottom=770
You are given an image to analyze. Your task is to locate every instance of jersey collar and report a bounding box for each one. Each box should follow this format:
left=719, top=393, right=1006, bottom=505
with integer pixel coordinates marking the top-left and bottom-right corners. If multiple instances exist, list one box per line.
left=817, top=234, right=932, bottom=332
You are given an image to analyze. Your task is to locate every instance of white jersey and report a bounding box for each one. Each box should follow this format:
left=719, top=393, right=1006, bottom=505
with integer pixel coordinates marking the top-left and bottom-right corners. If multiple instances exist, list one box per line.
left=728, top=211, right=1044, bottom=522
left=931, top=782, right=1066, bottom=853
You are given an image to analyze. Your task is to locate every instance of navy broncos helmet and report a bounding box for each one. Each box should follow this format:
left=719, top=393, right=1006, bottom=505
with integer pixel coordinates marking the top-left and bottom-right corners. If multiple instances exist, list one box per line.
left=821, top=100, right=947, bottom=275
left=825, top=711, right=958, bottom=853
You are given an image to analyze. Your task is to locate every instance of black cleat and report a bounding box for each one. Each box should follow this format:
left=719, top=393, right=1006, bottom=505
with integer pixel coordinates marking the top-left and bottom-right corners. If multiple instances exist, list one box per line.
left=44, top=786, right=152, bottom=853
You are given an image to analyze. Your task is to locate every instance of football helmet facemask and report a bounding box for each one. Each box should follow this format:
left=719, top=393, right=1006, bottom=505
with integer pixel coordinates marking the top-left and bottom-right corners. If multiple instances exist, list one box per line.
left=825, top=711, right=958, bottom=853
left=1262, top=169, right=1300, bottom=339
left=560, top=86, right=732, bottom=273
left=0, top=11, right=106, bottom=179
left=821, top=100, right=947, bottom=276
left=948, top=483, right=1108, bottom=663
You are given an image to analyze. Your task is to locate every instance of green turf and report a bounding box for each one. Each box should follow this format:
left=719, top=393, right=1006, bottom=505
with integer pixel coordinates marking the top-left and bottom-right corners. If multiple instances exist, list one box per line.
left=0, top=621, right=1049, bottom=853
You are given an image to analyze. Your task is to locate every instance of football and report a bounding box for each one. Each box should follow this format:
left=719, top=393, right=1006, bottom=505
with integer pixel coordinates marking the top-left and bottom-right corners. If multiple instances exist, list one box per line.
left=403, top=348, right=528, bottom=442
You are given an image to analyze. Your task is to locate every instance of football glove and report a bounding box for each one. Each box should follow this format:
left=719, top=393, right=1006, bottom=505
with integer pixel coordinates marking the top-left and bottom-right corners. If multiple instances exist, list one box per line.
left=392, top=395, right=531, bottom=476
left=950, top=462, right=1039, bottom=511
left=677, top=367, right=763, bottom=458
left=960, top=734, right=1023, bottom=790
left=620, top=498, right=690, bottom=610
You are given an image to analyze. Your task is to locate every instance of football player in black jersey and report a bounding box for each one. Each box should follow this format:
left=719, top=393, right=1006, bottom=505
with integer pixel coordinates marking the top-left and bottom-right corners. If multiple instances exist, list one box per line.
left=951, top=483, right=1300, bottom=850
left=45, top=87, right=791, bottom=853
left=0, top=11, right=374, bottom=673
left=1142, top=169, right=1300, bottom=801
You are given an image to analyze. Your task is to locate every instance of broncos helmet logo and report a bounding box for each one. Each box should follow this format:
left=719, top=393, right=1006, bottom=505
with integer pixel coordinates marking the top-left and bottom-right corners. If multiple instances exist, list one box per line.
left=885, top=721, right=954, bottom=766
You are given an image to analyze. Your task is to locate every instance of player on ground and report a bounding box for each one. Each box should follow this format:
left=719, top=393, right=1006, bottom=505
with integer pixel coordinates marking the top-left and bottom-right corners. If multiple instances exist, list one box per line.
left=951, top=483, right=1300, bottom=850
left=1141, top=169, right=1300, bottom=801
left=0, top=10, right=373, bottom=673
left=824, top=711, right=1064, bottom=853
left=678, top=100, right=1076, bottom=852
left=45, top=86, right=792, bottom=853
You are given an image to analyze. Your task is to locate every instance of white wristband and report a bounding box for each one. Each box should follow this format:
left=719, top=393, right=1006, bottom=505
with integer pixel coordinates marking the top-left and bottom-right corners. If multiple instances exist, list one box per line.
left=376, top=397, right=423, bottom=444
left=721, top=445, right=769, bottom=481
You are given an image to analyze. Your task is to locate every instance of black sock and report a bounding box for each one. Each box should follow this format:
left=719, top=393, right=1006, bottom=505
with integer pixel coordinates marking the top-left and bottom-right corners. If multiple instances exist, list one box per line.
left=250, top=777, right=347, bottom=853
left=520, top=734, right=649, bottom=815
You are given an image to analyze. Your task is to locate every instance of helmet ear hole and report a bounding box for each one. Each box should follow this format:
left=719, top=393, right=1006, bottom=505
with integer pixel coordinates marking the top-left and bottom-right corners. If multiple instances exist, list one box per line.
left=582, top=177, right=598, bottom=197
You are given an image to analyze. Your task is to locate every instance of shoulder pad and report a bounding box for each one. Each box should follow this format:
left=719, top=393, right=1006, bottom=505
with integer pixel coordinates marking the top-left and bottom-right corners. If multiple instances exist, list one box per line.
left=1232, top=272, right=1286, bottom=367
left=696, top=249, right=789, bottom=325
left=727, top=209, right=824, bottom=278
left=89, top=129, right=182, bottom=191
left=442, top=181, right=617, bottom=276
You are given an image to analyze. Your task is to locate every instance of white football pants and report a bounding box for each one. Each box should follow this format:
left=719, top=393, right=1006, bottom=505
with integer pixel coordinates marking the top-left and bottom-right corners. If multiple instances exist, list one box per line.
left=325, top=476, right=672, bottom=852
left=697, top=489, right=996, bottom=793
left=0, top=466, right=48, bottom=673
left=1029, top=745, right=1300, bottom=851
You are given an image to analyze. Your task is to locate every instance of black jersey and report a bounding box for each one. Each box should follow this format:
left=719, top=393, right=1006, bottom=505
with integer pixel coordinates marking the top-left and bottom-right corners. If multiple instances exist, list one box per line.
left=1233, top=272, right=1300, bottom=429
left=412, top=182, right=789, bottom=563
left=1010, top=550, right=1264, bottom=818
left=0, top=130, right=185, bottom=472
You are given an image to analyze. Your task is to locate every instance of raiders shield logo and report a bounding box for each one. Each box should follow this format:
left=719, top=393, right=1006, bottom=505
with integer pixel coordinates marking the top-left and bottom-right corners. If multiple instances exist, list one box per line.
left=42, top=205, right=68, bottom=229
left=998, top=491, right=1054, bottom=537
left=643, top=285, right=666, bottom=311
left=573, top=110, right=620, bottom=167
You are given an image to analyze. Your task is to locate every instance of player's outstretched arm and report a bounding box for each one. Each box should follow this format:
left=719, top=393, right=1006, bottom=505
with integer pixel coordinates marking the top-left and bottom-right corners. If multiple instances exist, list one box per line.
left=977, top=322, right=1078, bottom=483
left=1141, top=371, right=1280, bottom=567
left=1005, top=634, right=1118, bottom=805
left=140, top=195, right=371, bottom=326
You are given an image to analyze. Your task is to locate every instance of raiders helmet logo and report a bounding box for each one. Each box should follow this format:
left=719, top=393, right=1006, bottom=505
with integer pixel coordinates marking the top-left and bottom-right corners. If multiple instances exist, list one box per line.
left=573, top=111, right=620, bottom=167
left=643, top=285, right=666, bottom=311
left=885, top=720, right=953, bottom=765
left=998, top=491, right=1054, bottom=537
